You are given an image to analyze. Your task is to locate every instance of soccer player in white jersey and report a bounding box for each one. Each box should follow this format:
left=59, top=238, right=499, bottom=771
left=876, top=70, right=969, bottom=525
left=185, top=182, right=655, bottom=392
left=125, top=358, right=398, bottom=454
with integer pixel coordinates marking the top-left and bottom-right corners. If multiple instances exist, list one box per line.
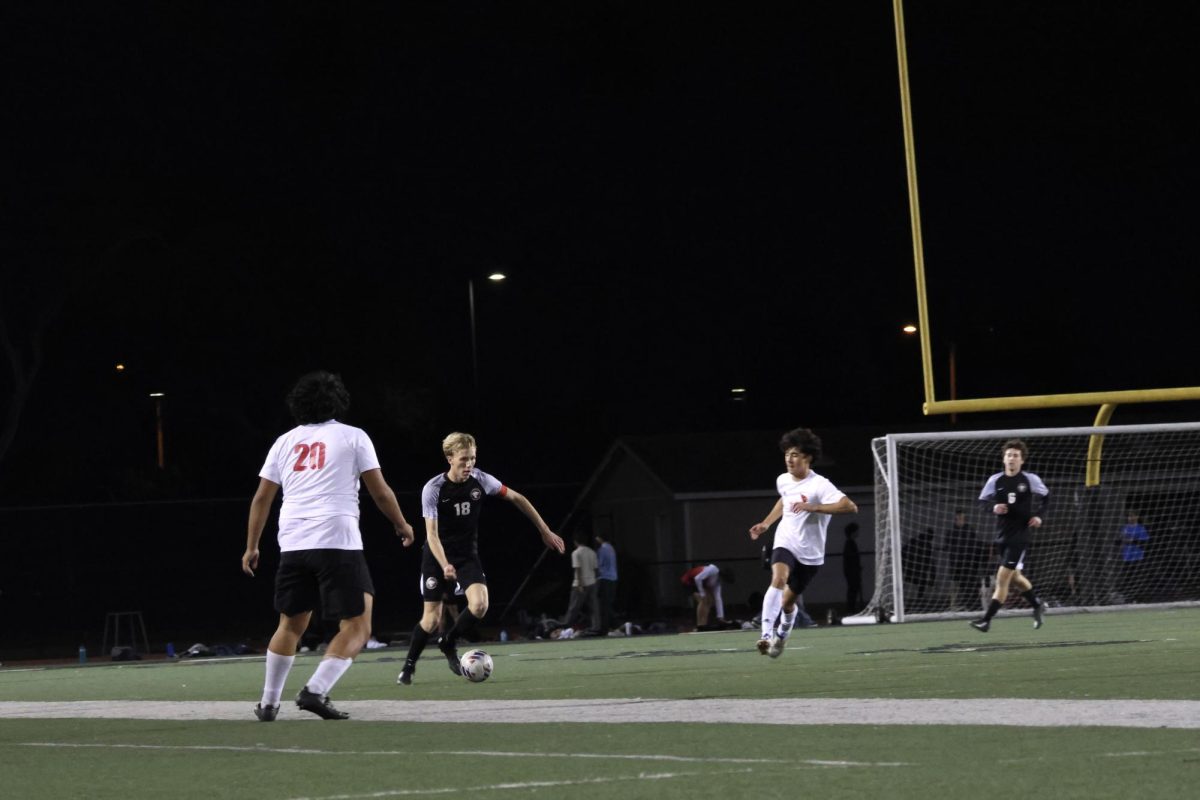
left=242, top=371, right=414, bottom=721
left=397, top=432, right=565, bottom=684
left=749, top=428, right=857, bottom=658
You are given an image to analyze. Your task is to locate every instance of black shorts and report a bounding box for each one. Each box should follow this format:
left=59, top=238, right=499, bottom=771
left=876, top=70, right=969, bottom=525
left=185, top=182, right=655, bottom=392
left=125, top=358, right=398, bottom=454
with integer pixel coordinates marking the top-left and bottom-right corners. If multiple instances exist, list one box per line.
left=419, top=546, right=486, bottom=601
left=996, top=535, right=1029, bottom=571
left=770, top=548, right=821, bottom=595
left=274, top=549, right=374, bottom=620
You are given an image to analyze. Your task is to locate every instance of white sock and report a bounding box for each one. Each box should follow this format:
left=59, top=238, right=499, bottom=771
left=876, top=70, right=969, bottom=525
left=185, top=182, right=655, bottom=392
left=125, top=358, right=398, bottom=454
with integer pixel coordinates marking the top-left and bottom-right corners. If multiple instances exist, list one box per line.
left=305, top=656, right=352, bottom=696
left=778, top=607, right=797, bottom=639
left=260, top=651, right=294, bottom=707
left=761, top=587, right=783, bottom=638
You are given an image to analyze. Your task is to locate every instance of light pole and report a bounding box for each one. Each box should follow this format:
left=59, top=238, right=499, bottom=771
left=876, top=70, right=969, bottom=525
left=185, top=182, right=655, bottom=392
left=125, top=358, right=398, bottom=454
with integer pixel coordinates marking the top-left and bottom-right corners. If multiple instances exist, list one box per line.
left=149, top=392, right=165, bottom=469
left=468, top=272, right=506, bottom=424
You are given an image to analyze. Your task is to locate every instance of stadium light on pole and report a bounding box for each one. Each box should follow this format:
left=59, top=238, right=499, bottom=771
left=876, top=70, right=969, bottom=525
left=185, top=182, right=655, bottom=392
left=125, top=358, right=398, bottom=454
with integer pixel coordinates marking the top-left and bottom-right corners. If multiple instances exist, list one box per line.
left=468, top=272, right=507, bottom=424
left=149, top=392, right=166, bottom=469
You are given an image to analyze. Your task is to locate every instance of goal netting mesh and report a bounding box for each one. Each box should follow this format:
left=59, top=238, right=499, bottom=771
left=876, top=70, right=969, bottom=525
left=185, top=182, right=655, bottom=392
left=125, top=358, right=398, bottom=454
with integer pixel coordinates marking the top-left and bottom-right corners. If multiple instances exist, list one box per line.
left=864, top=422, right=1200, bottom=622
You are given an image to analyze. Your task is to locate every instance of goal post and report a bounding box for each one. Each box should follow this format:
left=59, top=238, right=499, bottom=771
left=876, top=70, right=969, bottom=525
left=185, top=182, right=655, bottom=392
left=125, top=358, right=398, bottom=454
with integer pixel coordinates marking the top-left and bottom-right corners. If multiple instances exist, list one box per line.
left=865, top=422, right=1200, bottom=623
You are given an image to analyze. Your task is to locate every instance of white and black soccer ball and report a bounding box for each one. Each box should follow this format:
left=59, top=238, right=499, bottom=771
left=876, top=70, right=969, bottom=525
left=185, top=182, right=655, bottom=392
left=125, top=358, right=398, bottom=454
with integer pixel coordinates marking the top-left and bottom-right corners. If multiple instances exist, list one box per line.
left=459, top=649, right=493, bottom=683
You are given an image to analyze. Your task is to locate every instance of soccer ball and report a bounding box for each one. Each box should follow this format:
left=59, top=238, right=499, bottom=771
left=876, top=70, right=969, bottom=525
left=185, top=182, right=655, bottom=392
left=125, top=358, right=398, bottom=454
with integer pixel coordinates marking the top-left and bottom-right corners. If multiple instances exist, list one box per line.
left=459, top=649, right=494, bottom=683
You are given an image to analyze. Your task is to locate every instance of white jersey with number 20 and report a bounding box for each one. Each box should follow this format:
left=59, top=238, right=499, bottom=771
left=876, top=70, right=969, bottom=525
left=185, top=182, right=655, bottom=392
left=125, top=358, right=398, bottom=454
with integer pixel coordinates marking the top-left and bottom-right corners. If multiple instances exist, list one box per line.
left=259, top=420, right=380, bottom=551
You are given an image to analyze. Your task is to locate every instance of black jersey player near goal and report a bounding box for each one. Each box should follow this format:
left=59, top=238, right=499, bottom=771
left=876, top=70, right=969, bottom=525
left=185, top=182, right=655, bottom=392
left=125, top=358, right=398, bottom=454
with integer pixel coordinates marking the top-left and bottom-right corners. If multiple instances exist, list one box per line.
left=971, top=438, right=1049, bottom=633
left=397, top=432, right=565, bottom=684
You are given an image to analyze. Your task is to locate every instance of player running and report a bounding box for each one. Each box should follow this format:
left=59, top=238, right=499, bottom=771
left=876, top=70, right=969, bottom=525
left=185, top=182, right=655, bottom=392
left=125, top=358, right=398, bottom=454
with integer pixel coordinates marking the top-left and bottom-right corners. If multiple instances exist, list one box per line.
left=749, top=428, right=857, bottom=658
left=397, top=432, right=565, bottom=684
left=970, top=438, right=1049, bottom=632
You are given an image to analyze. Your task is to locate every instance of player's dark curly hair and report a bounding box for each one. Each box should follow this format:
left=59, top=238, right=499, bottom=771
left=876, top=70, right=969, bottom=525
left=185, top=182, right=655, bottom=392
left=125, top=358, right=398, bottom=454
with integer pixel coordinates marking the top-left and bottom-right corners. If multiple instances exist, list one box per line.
left=779, top=427, right=822, bottom=461
left=286, top=371, right=350, bottom=424
left=1002, top=438, right=1029, bottom=460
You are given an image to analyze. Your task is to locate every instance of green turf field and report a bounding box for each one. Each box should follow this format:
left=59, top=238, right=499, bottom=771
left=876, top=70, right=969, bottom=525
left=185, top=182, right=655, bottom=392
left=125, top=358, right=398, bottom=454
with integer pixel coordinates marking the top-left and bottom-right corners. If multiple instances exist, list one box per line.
left=2, top=609, right=1198, bottom=799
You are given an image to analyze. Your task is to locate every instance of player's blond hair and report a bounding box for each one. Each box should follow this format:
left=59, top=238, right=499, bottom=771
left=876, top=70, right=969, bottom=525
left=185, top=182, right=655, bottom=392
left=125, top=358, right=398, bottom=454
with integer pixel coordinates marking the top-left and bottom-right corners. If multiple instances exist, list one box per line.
left=442, top=432, right=477, bottom=457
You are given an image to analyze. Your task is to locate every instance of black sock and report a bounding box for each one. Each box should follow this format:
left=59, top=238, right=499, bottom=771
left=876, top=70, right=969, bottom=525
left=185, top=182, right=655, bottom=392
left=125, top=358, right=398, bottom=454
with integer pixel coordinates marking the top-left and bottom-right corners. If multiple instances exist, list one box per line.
left=404, top=624, right=430, bottom=667
left=1021, top=589, right=1041, bottom=608
left=445, top=610, right=481, bottom=645
left=983, top=599, right=1002, bottom=621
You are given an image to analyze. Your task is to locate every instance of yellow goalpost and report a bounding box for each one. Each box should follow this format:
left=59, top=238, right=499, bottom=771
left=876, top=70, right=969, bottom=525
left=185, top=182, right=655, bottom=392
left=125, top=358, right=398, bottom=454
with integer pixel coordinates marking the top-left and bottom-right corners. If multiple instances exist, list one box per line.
left=891, top=0, right=1200, bottom=484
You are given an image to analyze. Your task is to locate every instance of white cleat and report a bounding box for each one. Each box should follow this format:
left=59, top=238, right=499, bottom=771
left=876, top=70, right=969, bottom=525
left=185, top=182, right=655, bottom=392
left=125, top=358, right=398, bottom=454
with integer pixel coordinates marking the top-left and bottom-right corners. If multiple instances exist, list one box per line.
left=767, top=635, right=786, bottom=659
left=756, top=636, right=771, bottom=655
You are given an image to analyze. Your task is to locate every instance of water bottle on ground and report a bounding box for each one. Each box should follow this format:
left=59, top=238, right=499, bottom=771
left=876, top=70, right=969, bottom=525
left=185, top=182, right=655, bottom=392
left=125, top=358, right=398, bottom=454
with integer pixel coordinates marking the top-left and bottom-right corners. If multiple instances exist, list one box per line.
left=78, top=645, right=87, bottom=664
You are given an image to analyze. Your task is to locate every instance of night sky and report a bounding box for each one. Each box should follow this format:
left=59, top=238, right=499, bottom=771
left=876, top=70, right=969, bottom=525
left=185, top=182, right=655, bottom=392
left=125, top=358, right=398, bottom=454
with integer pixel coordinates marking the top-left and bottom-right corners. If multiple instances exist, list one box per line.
left=4, top=2, right=1199, bottom=505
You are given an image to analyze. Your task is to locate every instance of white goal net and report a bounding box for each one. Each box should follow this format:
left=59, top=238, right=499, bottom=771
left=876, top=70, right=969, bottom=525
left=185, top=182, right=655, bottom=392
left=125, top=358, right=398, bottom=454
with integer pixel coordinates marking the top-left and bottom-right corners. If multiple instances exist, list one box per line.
left=866, top=422, right=1200, bottom=622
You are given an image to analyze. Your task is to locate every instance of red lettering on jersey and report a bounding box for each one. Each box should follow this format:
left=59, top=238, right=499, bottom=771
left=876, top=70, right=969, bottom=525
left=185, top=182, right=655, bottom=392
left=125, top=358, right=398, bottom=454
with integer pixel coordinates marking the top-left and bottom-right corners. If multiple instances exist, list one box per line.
left=292, top=442, right=327, bottom=471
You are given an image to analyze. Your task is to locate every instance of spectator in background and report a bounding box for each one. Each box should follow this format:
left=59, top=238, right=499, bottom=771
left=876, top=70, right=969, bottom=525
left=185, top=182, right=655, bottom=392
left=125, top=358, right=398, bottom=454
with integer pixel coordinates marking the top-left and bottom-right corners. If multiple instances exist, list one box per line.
left=1118, top=510, right=1149, bottom=602
left=564, top=532, right=601, bottom=633
left=946, top=509, right=980, bottom=611
left=594, top=532, right=618, bottom=632
left=681, top=564, right=731, bottom=628
left=843, top=522, right=864, bottom=614
left=903, top=527, right=936, bottom=611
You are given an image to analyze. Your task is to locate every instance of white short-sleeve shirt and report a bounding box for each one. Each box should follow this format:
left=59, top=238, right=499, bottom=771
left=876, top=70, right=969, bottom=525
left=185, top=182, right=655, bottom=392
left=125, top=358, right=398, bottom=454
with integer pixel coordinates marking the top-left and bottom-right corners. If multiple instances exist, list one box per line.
left=771, top=470, right=846, bottom=566
left=259, top=420, right=380, bottom=551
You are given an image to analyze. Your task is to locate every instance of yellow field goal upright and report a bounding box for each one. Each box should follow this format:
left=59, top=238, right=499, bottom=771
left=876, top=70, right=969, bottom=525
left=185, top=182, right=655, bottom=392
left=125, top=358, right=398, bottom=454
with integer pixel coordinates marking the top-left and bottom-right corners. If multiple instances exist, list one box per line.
left=891, top=0, right=1200, bottom=454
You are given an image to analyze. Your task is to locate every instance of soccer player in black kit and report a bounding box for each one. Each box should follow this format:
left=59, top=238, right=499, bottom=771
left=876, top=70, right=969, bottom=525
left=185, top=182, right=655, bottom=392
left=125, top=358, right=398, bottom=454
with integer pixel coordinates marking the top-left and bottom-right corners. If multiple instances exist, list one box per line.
left=971, top=439, right=1049, bottom=632
left=397, top=432, right=565, bottom=684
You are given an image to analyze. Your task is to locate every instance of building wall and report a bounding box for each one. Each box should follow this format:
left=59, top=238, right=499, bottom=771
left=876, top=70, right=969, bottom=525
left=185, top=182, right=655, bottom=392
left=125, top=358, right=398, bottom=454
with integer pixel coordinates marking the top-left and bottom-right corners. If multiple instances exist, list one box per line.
left=592, top=495, right=674, bottom=619
left=583, top=453, right=878, bottom=620
left=680, top=487, right=875, bottom=615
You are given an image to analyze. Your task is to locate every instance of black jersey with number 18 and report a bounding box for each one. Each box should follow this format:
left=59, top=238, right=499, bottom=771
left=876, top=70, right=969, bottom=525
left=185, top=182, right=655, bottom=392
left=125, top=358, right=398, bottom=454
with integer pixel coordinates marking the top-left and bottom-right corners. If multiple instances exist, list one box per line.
left=420, top=468, right=506, bottom=558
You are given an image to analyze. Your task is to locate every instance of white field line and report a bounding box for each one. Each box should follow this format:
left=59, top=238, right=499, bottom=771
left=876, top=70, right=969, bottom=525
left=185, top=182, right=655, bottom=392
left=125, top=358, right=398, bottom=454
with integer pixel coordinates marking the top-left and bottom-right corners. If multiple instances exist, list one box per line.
left=285, top=768, right=756, bottom=800
left=15, top=742, right=907, bottom=769
left=0, top=698, right=1197, bottom=728
left=1101, top=748, right=1200, bottom=758
left=285, top=765, right=889, bottom=800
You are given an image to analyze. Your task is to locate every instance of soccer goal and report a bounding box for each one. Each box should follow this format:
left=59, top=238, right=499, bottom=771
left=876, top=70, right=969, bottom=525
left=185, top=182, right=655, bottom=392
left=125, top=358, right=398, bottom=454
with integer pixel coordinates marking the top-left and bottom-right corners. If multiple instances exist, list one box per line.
left=863, top=422, right=1200, bottom=623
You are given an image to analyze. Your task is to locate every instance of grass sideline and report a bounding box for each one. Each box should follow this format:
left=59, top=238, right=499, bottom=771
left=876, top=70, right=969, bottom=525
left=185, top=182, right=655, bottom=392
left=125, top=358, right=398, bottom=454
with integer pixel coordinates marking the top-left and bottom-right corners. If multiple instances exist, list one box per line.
left=1, top=608, right=1197, bottom=799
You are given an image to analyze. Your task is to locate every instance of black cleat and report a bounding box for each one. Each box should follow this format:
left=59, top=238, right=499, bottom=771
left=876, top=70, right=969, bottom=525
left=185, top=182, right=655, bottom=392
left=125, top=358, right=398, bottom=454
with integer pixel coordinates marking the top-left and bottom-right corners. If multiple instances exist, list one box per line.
left=1033, top=604, right=1045, bottom=630
left=969, top=618, right=990, bottom=633
left=397, top=663, right=415, bottom=685
left=437, top=636, right=462, bottom=676
left=295, top=686, right=349, bottom=720
left=254, top=703, right=278, bottom=722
